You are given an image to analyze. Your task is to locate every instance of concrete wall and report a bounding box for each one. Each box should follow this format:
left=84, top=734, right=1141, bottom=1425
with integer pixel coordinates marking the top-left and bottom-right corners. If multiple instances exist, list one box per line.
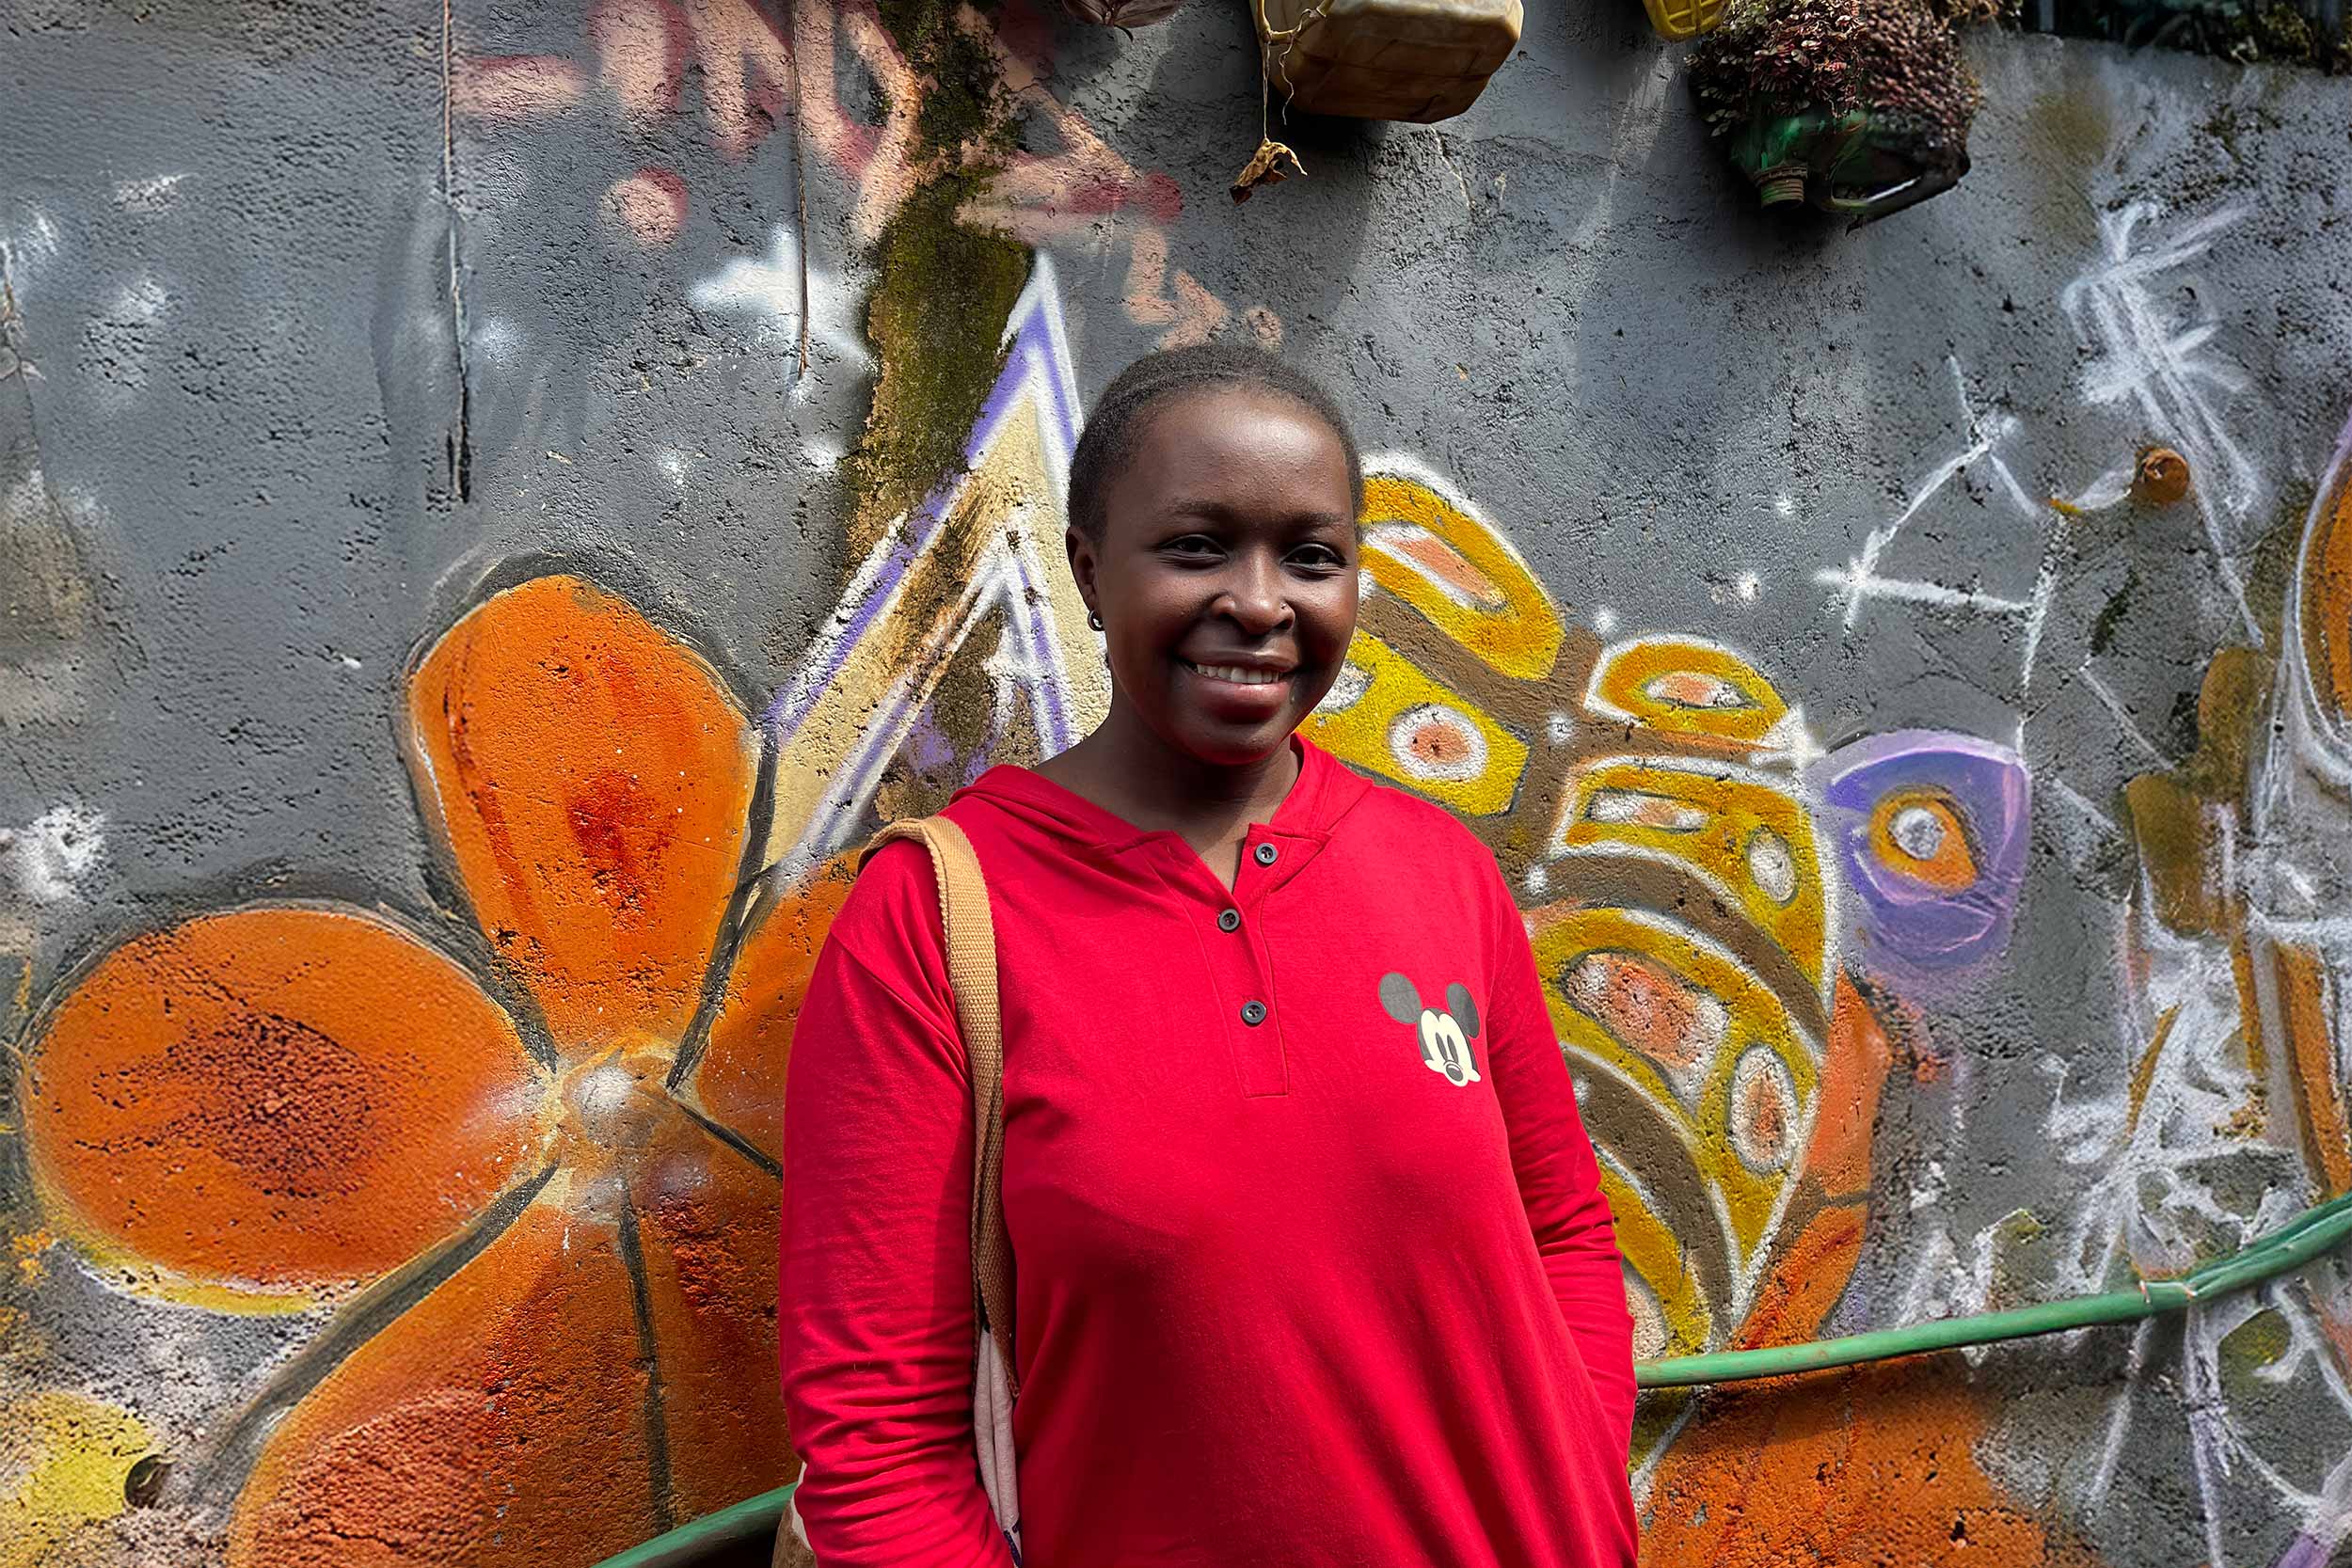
left=4, top=0, right=2350, bottom=1562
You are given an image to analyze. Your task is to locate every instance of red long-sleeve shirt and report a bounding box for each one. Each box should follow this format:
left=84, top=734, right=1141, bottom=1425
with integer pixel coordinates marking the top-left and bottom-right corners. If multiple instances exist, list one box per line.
left=779, top=739, right=1638, bottom=1566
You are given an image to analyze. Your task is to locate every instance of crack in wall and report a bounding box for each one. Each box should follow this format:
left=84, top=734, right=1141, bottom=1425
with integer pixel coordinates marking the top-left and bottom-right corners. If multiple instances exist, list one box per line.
left=0, top=242, right=58, bottom=491
left=439, top=0, right=474, bottom=503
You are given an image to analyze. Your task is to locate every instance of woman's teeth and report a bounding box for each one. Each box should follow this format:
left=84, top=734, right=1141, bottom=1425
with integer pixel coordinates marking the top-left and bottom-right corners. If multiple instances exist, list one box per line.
left=1188, top=662, right=1285, bottom=686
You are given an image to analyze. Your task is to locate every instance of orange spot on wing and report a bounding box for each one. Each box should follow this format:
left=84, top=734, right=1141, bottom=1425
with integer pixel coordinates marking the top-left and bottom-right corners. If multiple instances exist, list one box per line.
left=1389, top=531, right=1507, bottom=610
left=1406, top=716, right=1475, bottom=769
left=405, top=576, right=757, bottom=1054
left=1735, top=1068, right=1790, bottom=1159
left=1565, top=949, right=1724, bottom=1073
left=1587, top=640, right=1790, bottom=747
left=20, top=908, right=541, bottom=1301
left=1649, top=670, right=1755, bottom=710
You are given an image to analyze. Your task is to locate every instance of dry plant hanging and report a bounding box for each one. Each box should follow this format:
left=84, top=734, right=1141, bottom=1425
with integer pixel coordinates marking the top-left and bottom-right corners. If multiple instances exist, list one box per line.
left=1059, top=0, right=1188, bottom=29
left=1688, top=0, right=1994, bottom=226
left=1232, top=0, right=1310, bottom=202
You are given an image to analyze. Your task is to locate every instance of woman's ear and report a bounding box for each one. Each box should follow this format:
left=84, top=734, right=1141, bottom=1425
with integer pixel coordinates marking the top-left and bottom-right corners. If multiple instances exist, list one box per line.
left=1066, top=524, right=1102, bottom=625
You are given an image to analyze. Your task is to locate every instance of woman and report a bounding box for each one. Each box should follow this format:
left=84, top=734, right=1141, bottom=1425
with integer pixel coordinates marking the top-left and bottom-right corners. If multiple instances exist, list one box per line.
left=779, top=345, right=1638, bottom=1566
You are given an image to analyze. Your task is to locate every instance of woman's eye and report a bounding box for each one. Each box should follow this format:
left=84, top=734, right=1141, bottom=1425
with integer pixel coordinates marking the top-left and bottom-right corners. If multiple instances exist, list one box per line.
left=1289, top=545, right=1346, bottom=571
left=1162, top=536, right=1223, bottom=560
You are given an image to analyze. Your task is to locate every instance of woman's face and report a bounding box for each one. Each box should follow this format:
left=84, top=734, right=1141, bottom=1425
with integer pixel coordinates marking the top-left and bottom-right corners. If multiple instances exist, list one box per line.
left=1072, top=386, right=1361, bottom=767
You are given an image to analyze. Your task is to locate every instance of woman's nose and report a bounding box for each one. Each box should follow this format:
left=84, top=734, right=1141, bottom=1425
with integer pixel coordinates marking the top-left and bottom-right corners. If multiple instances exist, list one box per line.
left=1219, top=554, right=1293, bottom=634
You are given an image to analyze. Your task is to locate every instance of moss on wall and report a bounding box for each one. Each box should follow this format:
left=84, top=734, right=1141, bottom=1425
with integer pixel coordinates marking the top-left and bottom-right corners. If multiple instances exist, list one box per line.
left=874, top=0, right=1022, bottom=164
left=841, top=1, right=1031, bottom=552
left=845, top=176, right=1030, bottom=551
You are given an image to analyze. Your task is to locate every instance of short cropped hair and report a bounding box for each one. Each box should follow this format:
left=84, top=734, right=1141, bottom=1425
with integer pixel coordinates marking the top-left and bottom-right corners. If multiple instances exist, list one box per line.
left=1066, top=344, right=1364, bottom=542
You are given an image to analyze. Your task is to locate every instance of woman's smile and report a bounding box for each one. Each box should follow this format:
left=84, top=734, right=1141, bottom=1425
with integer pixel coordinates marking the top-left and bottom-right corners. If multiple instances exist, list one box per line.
left=1181, top=658, right=1293, bottom=687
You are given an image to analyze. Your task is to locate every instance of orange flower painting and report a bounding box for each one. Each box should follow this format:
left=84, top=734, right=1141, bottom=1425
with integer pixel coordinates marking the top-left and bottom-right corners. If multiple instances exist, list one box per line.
left=20, top=575, right=845, bottom=1565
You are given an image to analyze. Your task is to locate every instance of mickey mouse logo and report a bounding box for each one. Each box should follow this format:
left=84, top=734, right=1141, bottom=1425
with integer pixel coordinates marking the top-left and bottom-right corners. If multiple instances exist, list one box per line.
left=1378, top=974, right=1483, bottom=1087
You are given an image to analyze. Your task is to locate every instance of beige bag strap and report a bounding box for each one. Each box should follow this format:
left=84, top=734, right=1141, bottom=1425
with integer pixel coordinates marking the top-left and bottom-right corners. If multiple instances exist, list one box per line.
left=864, top=817, right=1018, bottom=1397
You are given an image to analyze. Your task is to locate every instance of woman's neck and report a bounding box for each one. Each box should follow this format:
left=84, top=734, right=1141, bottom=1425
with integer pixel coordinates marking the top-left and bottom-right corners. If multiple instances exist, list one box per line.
left=1037, top=702, right=1300, bottom=849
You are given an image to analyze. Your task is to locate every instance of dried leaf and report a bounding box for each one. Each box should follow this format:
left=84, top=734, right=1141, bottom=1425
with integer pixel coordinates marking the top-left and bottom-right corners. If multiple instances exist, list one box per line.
left=1230, top=138, right=1306, bottom=204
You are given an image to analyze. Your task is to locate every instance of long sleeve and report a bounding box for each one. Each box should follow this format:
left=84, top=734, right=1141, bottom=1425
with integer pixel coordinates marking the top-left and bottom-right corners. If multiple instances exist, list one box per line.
left=1479, top=865, right=1640, bottom=1459
left=777, top=844, right=1017, bottom=1568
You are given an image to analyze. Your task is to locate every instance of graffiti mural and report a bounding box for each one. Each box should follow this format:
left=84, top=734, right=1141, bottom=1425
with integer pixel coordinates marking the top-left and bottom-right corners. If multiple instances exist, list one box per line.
left=22, top=577, right=782, bottom=1564
left=9, top=250, right=1100, bottom=1563
left=4, top=2, right=2351, bottom=1566
left=455, top=0, right=1258, bottom=349
left=2087, top=417, right=2352, bottom=1568
left=2, top=246, right=2154, bottom=1560
left=1303, top=472, right=1844, bottom=1383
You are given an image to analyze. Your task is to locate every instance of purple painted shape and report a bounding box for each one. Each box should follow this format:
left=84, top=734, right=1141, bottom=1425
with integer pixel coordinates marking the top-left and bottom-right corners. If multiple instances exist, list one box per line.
left=752, top=260, right=1096, bottom=877
left=1813, top=728, right=2031, bottom=972
left=761, top=259, right=1082, bottom=740
left=2272, top=1534, right=2329, bottom=1568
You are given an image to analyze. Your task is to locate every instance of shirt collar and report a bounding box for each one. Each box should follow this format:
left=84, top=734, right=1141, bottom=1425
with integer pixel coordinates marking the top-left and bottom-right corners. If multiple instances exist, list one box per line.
left=961, top=735, right=1368, bottom=853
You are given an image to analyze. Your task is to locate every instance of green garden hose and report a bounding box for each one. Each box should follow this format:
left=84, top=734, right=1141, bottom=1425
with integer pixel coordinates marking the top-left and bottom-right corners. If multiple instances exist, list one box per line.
left=589, top=1189, right=2352, bottom=1568
left=1638, top=1188, right=2352, bottom=1387
left=591, top=1484, right=796, bottom=1568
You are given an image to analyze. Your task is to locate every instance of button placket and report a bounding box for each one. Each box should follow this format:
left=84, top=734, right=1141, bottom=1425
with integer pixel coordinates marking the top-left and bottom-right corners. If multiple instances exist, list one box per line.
left=1179, top=841, right=1287, bottom=1097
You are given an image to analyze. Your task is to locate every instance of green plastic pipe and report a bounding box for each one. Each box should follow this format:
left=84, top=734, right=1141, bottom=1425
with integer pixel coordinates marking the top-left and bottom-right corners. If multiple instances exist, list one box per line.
left=592, top=1483, right=796, bottom=1568
left=591, top=1190, right=2352, bottom=1567
left=1638, top=1188, right=2352, bottom=1388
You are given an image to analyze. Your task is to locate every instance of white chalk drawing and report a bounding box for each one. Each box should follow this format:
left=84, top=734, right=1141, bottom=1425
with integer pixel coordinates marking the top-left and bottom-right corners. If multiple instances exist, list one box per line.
left=2061, top=202, right=2262, bottom=643
left=1814, top=354, right=2069, bottom=734
left=1812, top=189, right=2352, bottom=1567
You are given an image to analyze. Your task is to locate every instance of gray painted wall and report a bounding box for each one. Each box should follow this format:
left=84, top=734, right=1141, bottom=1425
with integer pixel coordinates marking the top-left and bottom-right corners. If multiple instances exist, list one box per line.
left=3, top=1, right=2349, bottom=1562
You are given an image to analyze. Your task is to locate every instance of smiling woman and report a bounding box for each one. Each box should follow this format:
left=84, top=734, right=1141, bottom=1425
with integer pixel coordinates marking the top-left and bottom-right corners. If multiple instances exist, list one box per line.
left=1052, top=346, right=1365, bottom=794
left=777, top=347, right=1642, bottom=1568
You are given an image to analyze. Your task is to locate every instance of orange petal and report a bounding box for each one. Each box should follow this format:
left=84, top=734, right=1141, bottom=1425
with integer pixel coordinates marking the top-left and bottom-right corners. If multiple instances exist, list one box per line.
left=1801, top=973, right=1895, bottom=1199
left=630, top=1103, right=793, bottom=1519
left=19, top=907, right=543, bottom=1305
left=227, top=1196, right=659, bottom=1568
left=690, top=856, right=860, bottom=1162
left=405, top=576, right=758, bottom=1055
left=1731, top=1203, right=1865, bottom=1353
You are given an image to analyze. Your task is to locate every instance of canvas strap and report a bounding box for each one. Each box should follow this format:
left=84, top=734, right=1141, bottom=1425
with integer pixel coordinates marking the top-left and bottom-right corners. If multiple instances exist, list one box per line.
left=779, top=816, right=1023, bottom=1568
left=865, top=817, right=1019, bottom=1398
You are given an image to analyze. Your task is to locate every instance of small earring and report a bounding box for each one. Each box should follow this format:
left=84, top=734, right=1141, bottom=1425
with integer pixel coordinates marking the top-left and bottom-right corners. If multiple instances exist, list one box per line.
left=1088, top=610, right=1104, bottom=631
